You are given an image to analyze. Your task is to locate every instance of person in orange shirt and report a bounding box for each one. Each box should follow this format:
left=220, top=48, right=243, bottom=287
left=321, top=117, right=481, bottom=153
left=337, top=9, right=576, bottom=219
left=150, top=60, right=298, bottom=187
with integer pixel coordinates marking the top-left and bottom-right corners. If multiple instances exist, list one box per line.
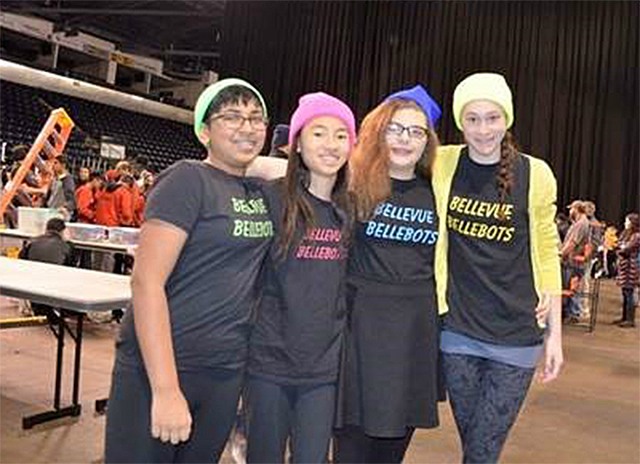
left=75, top=171, right=103, bottom=224
left=95, top=170, right=122, bottom=227
left=75, top=171, right=104, bottom=269
left=112, top=174, right=137, bottom=274
left=93, top=169, right=121, bottom=272
left=114, top=174, right=135, bottom=227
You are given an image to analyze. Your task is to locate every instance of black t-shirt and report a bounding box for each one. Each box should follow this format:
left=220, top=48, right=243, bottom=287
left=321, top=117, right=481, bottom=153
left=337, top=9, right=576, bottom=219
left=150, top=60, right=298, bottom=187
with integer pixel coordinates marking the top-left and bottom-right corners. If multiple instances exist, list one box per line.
left=444, top=149, right=541, bottom=346
left=117, top=160, right=274, bottom=370
left=249, top=183, right=348, bottom=384
left=348, top=176, right=438, bottom=292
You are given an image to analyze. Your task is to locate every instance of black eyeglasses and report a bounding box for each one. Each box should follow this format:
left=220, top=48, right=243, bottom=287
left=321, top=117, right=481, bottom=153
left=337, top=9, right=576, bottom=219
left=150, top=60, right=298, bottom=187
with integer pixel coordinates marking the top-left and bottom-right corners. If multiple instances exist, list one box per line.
left=385, top=122, right=429, bottom=141
left=210, top=113, right=268, bottom=131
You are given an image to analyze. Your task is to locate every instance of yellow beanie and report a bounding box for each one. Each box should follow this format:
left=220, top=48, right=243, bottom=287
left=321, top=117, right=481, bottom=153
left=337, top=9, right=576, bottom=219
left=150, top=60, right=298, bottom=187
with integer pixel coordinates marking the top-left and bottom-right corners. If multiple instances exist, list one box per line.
left=452, top=72, right=514, bottom=130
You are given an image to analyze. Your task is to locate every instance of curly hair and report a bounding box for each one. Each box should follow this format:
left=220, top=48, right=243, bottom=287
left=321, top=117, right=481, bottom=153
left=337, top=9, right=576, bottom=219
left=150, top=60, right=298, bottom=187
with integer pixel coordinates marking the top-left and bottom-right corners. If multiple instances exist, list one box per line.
left=349, top=99, right=439, bottom=221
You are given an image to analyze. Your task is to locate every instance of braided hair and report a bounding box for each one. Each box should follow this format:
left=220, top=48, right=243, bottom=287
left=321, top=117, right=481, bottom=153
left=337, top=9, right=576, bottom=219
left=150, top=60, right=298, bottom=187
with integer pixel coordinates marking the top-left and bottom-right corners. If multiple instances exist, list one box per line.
left=496, top=131, right=519, bottom=220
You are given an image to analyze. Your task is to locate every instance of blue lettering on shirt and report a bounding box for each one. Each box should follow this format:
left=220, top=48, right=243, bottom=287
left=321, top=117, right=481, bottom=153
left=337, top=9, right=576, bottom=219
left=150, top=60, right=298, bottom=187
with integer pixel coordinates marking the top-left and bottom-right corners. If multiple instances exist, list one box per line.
left=366, top=202, right=438, bottom=245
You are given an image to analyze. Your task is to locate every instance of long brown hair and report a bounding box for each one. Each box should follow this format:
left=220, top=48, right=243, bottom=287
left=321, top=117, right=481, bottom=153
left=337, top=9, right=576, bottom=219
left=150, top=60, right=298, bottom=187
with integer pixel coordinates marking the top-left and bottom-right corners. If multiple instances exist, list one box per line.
left=349, top=99, right=439, bottom=221
left=620, top=212, right=640, bottom=242
left=277, top=133, right=353, bottom=257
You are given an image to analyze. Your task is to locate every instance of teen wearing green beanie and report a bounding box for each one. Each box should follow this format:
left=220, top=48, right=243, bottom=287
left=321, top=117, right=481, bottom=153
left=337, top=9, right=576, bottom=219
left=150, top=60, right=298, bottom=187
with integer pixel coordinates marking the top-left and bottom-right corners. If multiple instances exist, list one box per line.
left=432, top=72, right=563, bottom=463
left=105, top=78, right=274, bottom=463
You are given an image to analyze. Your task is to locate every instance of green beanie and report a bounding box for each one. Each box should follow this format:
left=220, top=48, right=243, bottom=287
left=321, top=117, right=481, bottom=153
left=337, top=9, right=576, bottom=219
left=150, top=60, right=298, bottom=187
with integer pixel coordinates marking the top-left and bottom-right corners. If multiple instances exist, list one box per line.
left=193, top=78, right=268, bottom=141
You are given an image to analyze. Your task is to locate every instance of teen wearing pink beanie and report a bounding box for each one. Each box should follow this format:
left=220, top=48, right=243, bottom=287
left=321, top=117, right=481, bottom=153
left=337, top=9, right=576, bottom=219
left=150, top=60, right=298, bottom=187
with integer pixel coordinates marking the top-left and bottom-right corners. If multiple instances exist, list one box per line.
left=245, top=91, right=356, bottom=463
left=287, top=92, right=357, bottom=147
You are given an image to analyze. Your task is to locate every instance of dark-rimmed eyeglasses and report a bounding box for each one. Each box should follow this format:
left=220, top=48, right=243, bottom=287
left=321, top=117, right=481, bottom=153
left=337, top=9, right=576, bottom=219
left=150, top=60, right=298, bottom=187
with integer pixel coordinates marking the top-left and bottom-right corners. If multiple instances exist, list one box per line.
left=385, top=122, right=429, bottom=141
left=210, top=113, right=268, bottom=131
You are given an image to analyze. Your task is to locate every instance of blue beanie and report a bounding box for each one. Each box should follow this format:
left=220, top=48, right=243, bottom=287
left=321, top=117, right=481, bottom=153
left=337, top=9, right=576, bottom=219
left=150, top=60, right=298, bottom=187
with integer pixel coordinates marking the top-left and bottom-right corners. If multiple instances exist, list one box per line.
left=385, top=85, right=442, bottom=127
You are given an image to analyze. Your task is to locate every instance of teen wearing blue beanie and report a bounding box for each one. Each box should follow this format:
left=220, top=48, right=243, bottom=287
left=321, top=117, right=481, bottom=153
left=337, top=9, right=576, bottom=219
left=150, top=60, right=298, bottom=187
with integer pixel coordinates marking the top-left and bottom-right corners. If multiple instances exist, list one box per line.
left=333, top=84, right=443, bottom=464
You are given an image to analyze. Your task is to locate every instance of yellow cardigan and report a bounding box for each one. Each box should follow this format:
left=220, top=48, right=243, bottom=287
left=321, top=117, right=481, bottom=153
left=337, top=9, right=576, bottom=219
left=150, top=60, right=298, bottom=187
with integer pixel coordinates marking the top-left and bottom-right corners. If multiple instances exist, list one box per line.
left=432, top=145, right=562, bottom=315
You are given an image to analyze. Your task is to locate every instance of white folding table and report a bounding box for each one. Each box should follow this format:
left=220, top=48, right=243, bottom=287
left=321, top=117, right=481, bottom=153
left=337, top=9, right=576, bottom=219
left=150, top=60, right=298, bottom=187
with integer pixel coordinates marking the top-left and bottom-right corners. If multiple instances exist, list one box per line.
left=0, top=228, right=136, bottom=254
left=0, top=256, right=131, bottom=428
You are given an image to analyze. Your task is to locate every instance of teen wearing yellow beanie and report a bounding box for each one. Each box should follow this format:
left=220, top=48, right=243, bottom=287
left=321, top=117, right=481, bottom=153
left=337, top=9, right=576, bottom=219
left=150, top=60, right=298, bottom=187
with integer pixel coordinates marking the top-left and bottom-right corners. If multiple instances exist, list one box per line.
left=432, top=72, right=563, bottom=463
left=451, top=72, right=515, bottom=130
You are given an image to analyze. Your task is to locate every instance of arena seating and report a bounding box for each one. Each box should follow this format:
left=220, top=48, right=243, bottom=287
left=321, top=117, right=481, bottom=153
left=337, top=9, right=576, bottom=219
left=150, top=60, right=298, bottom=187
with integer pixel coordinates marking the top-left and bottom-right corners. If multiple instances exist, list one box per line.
left=0, top=79, right=203, bottom=173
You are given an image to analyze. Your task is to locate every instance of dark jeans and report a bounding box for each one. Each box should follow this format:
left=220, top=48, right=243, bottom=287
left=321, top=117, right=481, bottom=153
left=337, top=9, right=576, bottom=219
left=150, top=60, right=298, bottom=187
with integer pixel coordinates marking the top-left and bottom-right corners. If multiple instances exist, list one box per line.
left=562, top=263, right=585, bottom=318
left=332, top=425, right=414, bottom=464
left=622, top=287, right=636, bottom=322
left=245, top=376, right=335, bottom=464
left=105, top=363, right=243, bottom=463
left=441, top=352, right=535, bottom=464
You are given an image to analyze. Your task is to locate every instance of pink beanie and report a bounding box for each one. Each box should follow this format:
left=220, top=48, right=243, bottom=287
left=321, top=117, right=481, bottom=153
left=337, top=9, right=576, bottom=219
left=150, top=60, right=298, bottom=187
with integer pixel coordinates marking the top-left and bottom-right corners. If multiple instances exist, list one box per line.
left=288, top=92, right=357, bottom=147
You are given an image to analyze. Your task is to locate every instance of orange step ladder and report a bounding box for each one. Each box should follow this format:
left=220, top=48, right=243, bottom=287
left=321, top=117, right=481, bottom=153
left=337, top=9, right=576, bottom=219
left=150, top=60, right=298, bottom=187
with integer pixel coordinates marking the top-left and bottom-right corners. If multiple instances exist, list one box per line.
left=0, top=108, right=75, bottom=222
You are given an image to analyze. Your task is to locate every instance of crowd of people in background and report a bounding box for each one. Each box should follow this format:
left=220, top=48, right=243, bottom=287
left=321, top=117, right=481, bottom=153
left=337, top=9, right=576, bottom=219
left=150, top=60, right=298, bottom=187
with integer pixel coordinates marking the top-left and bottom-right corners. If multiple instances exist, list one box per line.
left=558, top=198, right=639, bottom=328
left=1, top=146, right=155, bottom=231
left=1, top=149, right=157, bottom=321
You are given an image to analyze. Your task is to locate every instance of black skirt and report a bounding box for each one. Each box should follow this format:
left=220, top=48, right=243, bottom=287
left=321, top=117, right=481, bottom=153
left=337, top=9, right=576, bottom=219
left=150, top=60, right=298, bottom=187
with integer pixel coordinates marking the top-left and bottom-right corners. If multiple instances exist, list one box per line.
left=335, top=279, right=442, bottom=438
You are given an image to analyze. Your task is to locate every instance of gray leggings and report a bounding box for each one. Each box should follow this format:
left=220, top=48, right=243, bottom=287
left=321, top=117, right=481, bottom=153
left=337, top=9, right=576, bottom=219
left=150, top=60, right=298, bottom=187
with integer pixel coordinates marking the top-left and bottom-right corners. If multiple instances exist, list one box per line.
left=105, top=362, right=243, bottom=463
left=442, top=353, right=535, bottom=464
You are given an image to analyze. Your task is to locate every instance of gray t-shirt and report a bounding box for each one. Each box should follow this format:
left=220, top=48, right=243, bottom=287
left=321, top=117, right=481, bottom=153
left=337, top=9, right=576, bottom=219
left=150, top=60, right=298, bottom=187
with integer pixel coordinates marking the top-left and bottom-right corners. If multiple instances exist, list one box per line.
left=563, top=216, right=590, bottom=264
left=116, top=160, right=274, bottom=371
left=47, top=173, right=76, bottom=213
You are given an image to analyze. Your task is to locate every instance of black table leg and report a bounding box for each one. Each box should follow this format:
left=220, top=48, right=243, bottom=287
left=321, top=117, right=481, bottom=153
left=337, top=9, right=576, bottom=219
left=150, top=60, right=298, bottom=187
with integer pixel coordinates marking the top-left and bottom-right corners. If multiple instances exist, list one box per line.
left=71, top=313, right=84, bottom=405
left=22, top=310, right=84, bottom=429
left=53, top=312, right=64, bottom=410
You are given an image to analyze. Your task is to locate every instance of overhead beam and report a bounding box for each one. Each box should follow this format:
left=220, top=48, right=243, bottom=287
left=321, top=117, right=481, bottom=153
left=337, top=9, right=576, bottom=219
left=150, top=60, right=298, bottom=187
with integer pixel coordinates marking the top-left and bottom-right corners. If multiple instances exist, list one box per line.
left=163, top=49, right=220, bottom=58
left=8, top=8, right=221, bottom=17
left=182, top=0, right=226, bottom=14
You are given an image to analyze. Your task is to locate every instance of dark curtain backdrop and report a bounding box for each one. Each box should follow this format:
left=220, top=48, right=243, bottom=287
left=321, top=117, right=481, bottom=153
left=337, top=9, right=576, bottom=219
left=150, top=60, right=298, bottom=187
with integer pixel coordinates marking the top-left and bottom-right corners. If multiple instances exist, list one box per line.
left=221, top=1, right=638, bottom=224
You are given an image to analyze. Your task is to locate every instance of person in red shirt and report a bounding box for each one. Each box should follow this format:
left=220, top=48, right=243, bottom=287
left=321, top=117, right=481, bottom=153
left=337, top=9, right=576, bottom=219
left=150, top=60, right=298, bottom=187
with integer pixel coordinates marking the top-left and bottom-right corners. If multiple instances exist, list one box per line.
left=114, top=175, right=135, bottom=227
left=95, top=169, right=122, bottom=227
left=75, top=171, right=104, bottom=224
left=110, top=173, right=137, bottom=274
left=92, top=169, right=121, bottom=272
left=75, top=171, right=105, bottom=269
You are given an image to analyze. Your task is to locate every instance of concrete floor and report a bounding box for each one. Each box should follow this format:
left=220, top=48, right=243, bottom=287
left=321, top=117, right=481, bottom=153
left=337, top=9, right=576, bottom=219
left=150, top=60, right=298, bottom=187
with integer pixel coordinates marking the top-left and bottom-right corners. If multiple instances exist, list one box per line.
left=1, top=279, right=638, bottom=463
